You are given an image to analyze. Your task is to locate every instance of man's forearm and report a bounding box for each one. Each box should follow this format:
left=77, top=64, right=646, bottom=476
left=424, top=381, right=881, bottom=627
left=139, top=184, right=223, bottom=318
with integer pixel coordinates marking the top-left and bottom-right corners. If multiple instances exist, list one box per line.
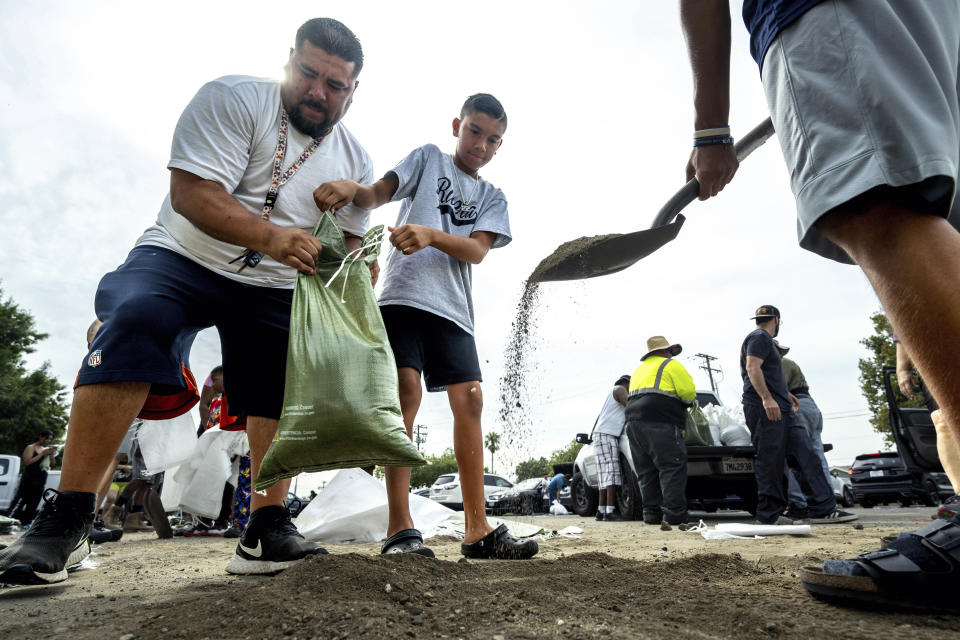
left=746, top=364, right=773, bottom=402
left=170, top=169, right=276, bottom=252
left=680, top=0, right=732, bottom=129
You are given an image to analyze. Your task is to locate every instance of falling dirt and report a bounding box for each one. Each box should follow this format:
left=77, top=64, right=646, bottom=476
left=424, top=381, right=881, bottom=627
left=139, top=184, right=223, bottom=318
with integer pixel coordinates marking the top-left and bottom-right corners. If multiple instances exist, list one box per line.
left=496, top=234, right=621, bottom=460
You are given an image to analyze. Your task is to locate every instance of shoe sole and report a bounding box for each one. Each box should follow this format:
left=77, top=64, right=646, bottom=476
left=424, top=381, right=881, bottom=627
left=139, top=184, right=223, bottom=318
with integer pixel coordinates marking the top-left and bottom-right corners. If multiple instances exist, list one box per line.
left=811, top=515, right=859, bottom=524
left=224, top=553, right=309, bottom=575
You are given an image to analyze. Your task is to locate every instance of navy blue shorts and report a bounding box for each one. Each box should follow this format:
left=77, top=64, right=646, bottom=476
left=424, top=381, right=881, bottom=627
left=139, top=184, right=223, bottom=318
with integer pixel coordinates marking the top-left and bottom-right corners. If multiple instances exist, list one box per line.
left=380, top=304, right=481, bottom=392
left=79, top=245, right=292, bottom=421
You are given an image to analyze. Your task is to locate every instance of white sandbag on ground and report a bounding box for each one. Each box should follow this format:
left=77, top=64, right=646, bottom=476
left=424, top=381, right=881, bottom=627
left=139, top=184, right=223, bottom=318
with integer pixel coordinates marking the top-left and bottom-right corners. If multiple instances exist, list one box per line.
left=296, top=468, right=454, bottom=544
left=137, top=412, right=198, bottom=474
left=173, top=427, right=249, bottom=518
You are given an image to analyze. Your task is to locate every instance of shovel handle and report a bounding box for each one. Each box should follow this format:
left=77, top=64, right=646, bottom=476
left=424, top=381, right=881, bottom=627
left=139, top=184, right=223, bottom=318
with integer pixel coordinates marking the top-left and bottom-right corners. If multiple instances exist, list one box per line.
left=651, top=117, right=776, bottom=228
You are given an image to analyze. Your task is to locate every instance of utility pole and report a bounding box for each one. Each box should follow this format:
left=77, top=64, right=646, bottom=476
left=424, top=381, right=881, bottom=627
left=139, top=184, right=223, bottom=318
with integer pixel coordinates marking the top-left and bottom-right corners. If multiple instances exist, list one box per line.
left=693, top=353, right=722, bottom=397
left=413, top=424, right=428, bottom=451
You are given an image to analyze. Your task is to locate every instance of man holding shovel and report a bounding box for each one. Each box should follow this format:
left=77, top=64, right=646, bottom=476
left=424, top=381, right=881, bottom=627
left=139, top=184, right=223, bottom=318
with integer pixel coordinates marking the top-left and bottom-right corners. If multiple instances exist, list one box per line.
left=681, top=0, right=960, bottom=613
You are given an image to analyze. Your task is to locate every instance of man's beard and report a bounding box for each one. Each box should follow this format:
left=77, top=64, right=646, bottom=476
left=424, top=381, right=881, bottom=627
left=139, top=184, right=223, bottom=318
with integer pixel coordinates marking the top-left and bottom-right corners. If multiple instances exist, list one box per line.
left=287, top=100, right=332, bottom=138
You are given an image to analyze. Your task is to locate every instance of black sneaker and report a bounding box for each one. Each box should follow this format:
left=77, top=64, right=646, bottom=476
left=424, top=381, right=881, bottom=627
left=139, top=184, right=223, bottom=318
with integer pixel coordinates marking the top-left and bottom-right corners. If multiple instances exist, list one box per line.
left=90, top=521, right=123, bottom=544
left=595, top=511, right=604, bottom=521
left=0, top=490, right=95, bottom=585
left=225, top=505, right=327, bottom=575
left=604, top=509, right=623, bottom=522
left=223, top=524, right=243, bottom=539
left=809, top=509, right=859, bottom=524
left=782, top=506, right=809, bottom=522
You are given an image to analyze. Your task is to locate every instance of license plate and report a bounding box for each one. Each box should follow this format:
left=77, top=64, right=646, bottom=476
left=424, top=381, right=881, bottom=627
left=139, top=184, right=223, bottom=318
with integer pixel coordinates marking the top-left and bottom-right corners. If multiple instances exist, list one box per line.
left=722, top=457, right=754, bottom=473
left=870, top=470, right=884, bottom=477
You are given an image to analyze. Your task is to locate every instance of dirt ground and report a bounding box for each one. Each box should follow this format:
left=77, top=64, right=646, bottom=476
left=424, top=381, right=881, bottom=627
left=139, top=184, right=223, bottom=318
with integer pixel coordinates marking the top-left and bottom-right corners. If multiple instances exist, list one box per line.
left=2, top=508, right=958, bottom=640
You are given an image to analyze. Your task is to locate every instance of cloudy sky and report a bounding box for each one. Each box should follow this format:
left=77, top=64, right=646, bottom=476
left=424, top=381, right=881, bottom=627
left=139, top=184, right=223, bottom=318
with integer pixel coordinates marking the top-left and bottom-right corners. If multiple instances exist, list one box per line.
left=0, top=1, right=888, bottom=486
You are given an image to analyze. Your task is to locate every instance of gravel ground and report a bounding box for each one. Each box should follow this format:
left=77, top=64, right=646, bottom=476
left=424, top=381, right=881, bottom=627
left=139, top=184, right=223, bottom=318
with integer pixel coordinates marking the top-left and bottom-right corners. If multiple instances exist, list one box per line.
left=1, top=506, right=956, bottom=640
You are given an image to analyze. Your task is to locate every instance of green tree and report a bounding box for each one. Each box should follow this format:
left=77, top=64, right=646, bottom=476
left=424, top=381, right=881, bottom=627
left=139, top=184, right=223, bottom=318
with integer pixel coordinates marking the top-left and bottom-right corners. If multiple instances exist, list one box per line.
left=515, top=456, right=550, bottom=482
left=484, top=431, right=500, bottom=473
left=857, top=310, right=925, bottom=448
left=0, top=288, right=69, bottom=454
left=547, top=439, right=584, bottom=467
left=409, top=448, right=460, bottom=489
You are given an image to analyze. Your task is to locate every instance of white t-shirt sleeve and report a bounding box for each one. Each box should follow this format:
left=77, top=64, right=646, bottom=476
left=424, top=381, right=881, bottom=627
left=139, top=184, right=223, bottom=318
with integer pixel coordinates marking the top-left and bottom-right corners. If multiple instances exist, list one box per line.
left=472, top=191, right=511, bottom=249
left=167, top=79, right=258, bottom=192
left=389, top=145, right=430, bottom=202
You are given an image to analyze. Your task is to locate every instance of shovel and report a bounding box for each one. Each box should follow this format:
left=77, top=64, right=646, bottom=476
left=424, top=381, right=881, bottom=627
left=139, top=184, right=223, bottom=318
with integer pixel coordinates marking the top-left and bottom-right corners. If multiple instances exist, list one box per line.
left=534, top=117, right=776, bottom=282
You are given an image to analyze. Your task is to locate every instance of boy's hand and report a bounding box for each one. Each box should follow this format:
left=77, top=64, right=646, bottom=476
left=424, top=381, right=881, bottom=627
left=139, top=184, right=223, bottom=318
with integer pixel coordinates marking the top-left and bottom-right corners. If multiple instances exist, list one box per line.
left=313, top=180, right=359, bottom=213
left=265, top=227, right=323, bottom=275
left=389, top=225, right=435, bottom=255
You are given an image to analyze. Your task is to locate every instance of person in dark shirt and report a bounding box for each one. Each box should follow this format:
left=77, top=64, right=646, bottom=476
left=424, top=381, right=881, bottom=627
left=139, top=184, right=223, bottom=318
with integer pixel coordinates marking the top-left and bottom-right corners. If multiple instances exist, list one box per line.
left=740, top=306, right=854, bottom=525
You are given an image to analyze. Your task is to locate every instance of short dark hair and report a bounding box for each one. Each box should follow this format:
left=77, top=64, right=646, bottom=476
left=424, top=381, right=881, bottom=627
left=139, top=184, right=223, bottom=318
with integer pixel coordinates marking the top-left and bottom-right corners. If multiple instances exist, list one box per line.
left=38, top=429, right=54, bottom=438
left=461, top=93, right=507, bottom=131
left=295, top=18, right=364, bottom=78
left=210, top=365, right=224, bottom=377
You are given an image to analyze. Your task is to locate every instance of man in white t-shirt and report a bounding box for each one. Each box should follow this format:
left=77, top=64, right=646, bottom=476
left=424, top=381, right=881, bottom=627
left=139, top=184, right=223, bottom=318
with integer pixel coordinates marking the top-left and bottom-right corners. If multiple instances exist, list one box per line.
left=0, top=18, right=374, bottom=585
left=592, top=375, right=630, bottom=521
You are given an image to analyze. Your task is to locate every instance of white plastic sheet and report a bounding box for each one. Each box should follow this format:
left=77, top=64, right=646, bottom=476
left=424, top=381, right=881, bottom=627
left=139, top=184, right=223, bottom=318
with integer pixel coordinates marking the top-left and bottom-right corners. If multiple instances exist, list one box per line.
left=172, top=427, right=248, bottom=518
left=136, top=412, right=198, bottom=475
left=690, top=520, right=811, bottom=539
left=295, top=468, right=454, bottom=544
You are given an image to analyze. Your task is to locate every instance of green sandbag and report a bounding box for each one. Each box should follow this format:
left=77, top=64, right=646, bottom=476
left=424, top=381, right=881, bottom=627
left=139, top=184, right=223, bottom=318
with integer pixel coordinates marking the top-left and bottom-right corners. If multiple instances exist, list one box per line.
left=683, top=400, right=714, bottom=446
left=256, top=212, right=425, bottom=490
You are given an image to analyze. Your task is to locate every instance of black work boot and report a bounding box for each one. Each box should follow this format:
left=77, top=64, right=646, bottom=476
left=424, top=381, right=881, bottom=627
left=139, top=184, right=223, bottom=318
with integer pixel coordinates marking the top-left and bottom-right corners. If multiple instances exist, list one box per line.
left=0, top=490, right=95, bottom=585
left=225, top=505, right=327, bottom=575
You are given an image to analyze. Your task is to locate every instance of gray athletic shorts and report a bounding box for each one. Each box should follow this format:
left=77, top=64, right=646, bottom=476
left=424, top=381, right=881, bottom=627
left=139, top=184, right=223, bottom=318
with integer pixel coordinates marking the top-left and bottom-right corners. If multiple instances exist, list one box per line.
left=593, top=432, right=622, bottom=489
left=762, top=0, right=960, bottom=263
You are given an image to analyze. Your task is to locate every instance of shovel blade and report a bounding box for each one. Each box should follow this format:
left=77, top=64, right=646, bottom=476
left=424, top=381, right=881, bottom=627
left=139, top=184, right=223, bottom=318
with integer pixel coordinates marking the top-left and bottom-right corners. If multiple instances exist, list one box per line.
left=535, top=215, right=686, bottom=282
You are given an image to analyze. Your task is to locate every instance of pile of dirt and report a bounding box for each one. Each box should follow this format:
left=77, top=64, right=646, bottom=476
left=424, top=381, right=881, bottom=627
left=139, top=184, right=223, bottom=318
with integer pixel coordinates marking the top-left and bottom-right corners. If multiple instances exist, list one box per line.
left=59, top=551, right=959, bottom=640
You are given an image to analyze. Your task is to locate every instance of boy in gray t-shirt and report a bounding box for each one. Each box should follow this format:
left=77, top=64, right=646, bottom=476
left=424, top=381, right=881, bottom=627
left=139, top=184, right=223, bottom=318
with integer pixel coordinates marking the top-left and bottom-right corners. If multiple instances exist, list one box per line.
left=314, top=94, right=536, bottom=560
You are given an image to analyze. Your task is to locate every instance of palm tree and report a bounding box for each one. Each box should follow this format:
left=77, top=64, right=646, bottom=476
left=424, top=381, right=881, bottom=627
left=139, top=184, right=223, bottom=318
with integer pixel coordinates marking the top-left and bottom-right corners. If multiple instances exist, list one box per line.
left=484, top=431, right=501, bottom=473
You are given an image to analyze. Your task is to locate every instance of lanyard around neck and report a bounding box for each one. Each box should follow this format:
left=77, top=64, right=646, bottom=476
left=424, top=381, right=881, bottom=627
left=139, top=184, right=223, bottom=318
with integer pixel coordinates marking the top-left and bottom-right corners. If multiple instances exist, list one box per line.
left=260, top=108, right=324, bottom=221
left=229, top=107, right=325, bottom=270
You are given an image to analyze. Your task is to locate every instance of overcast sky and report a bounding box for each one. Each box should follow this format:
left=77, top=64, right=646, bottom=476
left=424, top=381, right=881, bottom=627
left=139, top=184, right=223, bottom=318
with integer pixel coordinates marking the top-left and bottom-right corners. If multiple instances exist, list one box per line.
left=0, top=1, right=888, bottom=487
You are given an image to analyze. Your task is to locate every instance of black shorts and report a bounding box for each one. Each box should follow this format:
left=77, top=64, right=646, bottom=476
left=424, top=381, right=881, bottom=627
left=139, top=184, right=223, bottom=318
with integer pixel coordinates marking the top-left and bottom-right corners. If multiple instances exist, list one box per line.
left=380, top=304, right=481, bottom=392
left=79, top=245, right=292, bottom=421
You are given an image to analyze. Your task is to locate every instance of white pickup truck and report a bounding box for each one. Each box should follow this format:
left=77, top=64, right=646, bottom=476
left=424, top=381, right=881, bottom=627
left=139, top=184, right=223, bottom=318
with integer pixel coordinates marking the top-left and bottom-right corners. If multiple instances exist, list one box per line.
left=570, top=390, right=759, bottom=519
left=0, top=453, right=61, bottom=515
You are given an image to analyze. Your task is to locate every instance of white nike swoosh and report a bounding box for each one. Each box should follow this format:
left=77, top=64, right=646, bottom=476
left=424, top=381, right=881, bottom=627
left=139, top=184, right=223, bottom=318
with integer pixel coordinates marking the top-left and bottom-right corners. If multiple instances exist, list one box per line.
left=239, top=540, right=262, bottom=558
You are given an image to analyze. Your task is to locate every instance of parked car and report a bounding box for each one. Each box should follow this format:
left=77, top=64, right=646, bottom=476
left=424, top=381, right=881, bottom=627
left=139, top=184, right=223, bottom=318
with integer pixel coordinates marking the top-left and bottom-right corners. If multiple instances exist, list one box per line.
left=571, top=390, right=759, bottom=520
left=830, top=468, right=855, bottom=508
left=882, top=366, right=953, bottom=506
left=486, top=477, right=546, bottom=515
left=0, top=453, right=61, bottom=515
left=429, top=472, right=513, bottom=510
left=848, top=452, right=914, bottom=507
left=412, top=487, right=431, bottom=498
left=919, top=471, right=954, bottom=505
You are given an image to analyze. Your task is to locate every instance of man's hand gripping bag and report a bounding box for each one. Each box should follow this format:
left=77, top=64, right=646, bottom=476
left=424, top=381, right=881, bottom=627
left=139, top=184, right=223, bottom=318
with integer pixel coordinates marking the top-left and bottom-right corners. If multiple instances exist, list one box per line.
left=256, top=212, right=425, bottom=490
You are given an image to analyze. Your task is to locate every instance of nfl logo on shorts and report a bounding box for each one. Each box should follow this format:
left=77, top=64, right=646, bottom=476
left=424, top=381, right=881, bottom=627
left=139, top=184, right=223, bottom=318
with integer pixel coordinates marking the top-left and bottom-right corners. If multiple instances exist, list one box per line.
left=88, top=350, right=102, bottom=367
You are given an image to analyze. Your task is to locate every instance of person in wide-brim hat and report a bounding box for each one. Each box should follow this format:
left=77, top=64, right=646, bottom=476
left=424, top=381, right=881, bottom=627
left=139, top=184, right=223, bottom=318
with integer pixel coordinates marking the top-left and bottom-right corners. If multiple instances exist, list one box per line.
left=642, top=336, right=682, bottom=360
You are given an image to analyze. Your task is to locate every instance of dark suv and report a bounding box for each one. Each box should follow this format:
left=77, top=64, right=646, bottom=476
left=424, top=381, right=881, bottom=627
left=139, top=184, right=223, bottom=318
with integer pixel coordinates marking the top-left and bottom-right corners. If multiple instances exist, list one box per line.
left=848, top=452, right=914, bottom=507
